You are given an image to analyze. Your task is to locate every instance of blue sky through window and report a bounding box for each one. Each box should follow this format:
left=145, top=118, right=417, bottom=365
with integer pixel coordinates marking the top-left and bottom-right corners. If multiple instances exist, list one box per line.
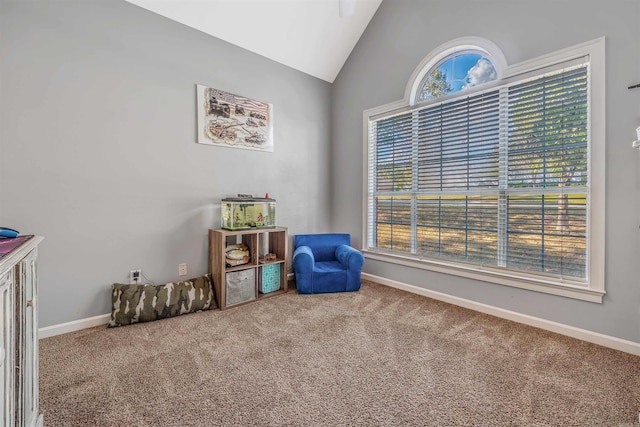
left=419, top=52, right=497, bottom=101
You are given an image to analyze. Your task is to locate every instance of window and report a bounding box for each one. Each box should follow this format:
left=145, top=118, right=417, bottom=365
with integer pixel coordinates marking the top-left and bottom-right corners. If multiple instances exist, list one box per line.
left=364, top=38, right=605, bottom=302
left=416, top=51, right=497, bottom=102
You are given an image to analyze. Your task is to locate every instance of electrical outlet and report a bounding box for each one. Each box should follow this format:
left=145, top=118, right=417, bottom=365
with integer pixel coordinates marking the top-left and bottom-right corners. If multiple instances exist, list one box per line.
left=130, top=269, right=141, bottom=284
left=178, top=263, right=187, bottom=276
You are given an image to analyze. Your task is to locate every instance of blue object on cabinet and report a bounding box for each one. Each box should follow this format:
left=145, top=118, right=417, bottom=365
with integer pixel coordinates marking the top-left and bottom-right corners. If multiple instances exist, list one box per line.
left=0, top=227, right=19, bottom=238
left=293, top=233, right=364, bottom=294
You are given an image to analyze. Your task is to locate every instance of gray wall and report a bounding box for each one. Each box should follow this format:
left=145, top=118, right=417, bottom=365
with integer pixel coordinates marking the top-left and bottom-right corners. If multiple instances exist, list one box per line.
left=0, top=1, right=332, bottom=327
left=2, top=0, right=639, bottom=344
left=332, top=0, right=640, bottom=343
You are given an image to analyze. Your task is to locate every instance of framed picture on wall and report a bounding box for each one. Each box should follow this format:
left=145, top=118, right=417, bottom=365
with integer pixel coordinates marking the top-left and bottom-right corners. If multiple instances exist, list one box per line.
left=196, top=84, right=274, bottom=152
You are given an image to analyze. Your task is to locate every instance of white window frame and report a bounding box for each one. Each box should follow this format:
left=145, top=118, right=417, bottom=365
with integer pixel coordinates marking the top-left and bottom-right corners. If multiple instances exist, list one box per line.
left=362, top=37, right=605, bottom=303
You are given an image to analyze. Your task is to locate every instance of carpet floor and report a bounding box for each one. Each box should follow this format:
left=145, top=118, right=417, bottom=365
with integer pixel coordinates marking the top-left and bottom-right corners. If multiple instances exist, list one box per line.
left=40, top=280, right=640, bottom=426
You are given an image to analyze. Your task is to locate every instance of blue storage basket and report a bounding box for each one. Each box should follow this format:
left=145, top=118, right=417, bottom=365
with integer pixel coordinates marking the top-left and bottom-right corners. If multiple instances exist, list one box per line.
left=260, top=264, right=281, bottom=293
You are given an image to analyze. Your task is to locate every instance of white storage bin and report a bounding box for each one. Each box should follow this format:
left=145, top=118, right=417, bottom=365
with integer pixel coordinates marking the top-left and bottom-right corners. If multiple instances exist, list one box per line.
left=225, top=269, right=256, bottom=307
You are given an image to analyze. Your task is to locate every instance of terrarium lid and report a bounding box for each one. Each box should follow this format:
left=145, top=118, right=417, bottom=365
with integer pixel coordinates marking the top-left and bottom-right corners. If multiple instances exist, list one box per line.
left=222, top=194, right=276, bottom=202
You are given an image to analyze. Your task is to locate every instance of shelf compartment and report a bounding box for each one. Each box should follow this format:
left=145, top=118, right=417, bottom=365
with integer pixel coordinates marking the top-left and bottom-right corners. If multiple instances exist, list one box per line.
left=259, top=263, right=282, bottom=294
left=225, top=268, right=256, bottom=307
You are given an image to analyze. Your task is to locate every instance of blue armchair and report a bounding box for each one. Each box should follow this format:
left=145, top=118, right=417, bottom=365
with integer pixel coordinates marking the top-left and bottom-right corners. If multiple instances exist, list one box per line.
left=293, top=233, right=364, bottom=294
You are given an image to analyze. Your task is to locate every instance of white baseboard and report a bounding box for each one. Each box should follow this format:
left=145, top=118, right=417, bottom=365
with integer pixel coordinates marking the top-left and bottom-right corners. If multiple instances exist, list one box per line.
left=40, top=275, right=297, bottom=339
left=363, top=273, right=640, bottom=357
left=39, top=313, right=110, bottom=339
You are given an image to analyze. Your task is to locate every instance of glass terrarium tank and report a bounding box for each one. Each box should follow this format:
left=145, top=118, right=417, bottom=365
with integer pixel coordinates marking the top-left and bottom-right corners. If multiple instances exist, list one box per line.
left=221, top=195, right=276, bottom=230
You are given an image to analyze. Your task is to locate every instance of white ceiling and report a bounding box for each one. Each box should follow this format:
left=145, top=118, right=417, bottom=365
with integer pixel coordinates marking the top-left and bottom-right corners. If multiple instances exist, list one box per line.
left=126, top=0, right=383, bottom=83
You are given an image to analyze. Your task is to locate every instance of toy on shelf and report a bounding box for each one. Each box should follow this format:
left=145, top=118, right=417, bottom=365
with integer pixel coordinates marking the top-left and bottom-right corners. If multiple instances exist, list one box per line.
left=225, top=243, right=250, bottom=267
left=260, top=253, right=277, bottom=263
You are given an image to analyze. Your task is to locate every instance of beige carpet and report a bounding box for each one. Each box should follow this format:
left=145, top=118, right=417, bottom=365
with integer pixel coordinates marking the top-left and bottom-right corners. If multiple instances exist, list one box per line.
left=40, top=280, right=640, bottom=426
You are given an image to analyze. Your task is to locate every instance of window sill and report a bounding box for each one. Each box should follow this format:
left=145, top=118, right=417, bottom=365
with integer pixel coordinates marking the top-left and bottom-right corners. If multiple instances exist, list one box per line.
left=363, top=250, right=604, bottom=303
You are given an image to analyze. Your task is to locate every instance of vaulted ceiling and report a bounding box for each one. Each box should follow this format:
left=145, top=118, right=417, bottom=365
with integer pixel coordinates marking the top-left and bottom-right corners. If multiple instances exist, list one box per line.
left=126, top=0, right=383, bottom=83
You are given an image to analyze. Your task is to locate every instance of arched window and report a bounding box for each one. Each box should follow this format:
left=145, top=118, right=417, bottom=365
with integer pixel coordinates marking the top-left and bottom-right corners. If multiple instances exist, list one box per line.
left=416, top=51, right=497, bottom=102
left=406, top=37, right=507, bottom=106
left=365, top=37, right=606, bottom=302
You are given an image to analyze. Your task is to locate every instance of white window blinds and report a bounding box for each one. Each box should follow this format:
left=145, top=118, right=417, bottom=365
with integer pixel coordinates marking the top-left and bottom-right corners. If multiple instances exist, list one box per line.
left=367, top=62, right=589, bottom=283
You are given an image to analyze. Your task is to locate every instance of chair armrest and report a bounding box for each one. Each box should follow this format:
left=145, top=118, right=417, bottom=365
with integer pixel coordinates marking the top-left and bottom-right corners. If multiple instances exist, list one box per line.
left=335, top=245, right=364, bottom=271
left=293, top=245, right=315, bottom=270
left=293, top=246, right=315, bottom=294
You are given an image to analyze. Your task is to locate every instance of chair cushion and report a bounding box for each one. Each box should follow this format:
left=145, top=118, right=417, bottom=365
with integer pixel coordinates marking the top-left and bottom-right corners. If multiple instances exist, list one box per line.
left=314, top=260, right=346, bottom=273
left=311, top=262, right=348, bottom=293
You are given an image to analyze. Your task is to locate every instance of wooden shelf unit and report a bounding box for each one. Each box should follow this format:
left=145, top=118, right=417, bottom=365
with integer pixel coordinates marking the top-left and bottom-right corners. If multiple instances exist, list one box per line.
left=209, top=227, right=288, bottom=310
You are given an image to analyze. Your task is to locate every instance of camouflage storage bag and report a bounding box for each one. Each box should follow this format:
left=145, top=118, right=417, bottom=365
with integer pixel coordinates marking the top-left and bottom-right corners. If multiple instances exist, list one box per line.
left=109, top=274, right=216, bottom=327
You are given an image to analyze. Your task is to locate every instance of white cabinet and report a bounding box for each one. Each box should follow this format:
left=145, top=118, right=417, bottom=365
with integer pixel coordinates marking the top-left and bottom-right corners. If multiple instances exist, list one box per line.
left=0, top=236, right=43, bottom=427
left=0, top=269, right=16, bottom=426
left=18, top=249, right=40, bottom=427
